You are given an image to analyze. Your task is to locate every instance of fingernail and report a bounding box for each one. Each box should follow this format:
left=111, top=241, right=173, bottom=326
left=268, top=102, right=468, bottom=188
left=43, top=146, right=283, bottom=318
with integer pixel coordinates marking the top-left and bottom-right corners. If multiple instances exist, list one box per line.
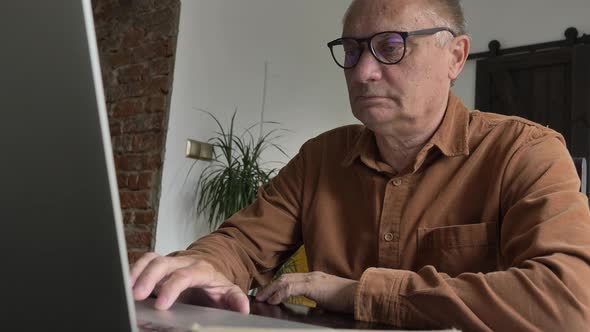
left=133, top=285, right=145, bottom=298
left=155, top=295, right=169, bottom=310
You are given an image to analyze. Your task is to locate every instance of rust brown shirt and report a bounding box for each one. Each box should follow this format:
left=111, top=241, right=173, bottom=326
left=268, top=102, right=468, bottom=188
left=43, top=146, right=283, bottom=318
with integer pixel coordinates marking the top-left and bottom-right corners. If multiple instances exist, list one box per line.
left=173, top=93, right=590, bottom=331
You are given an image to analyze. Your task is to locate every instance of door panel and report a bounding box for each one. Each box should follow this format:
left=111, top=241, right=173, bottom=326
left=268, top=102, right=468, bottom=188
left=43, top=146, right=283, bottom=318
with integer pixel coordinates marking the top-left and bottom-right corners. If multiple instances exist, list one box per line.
left=475, top=45, right=590, bottom=192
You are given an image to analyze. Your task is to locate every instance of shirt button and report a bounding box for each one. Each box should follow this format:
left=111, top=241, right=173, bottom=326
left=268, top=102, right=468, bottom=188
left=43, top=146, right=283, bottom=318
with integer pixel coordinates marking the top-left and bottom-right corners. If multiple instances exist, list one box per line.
left=384, top=233, right=394, bottom=241
left=392, top=179, right=402, bottom=186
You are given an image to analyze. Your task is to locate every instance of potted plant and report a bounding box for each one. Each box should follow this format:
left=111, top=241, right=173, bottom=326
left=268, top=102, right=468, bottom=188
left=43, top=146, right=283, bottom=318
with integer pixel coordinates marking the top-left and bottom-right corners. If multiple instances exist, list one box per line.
left=190, top=64, right=313, bottom=306
left=190, top=109, right=314, bottom=307
left=193, top=109, right=286, bottom=230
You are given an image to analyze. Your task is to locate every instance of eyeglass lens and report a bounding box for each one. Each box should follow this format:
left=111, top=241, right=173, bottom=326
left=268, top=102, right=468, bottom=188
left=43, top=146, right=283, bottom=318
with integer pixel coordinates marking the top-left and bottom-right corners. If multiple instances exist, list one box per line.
left=332, top=32, right=405, bottom=68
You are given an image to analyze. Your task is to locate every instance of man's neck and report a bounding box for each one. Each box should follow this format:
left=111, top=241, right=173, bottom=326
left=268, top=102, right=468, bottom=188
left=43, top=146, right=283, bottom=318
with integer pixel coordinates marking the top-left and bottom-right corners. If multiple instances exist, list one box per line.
left=374, top=131, right=432, bottom=173
left=373, top=101, right=448, bottom=174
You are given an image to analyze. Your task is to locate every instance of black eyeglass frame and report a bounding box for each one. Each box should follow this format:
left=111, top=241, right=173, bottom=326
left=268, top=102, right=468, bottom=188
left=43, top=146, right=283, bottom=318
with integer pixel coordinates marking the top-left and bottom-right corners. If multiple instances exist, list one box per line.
left=326, top=27, right=456, bottom=69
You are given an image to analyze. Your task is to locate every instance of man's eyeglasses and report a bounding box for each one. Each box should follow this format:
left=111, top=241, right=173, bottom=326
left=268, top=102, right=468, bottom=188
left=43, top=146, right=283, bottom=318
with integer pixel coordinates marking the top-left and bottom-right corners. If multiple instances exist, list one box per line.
left=326, top=27, right=456, bottom=69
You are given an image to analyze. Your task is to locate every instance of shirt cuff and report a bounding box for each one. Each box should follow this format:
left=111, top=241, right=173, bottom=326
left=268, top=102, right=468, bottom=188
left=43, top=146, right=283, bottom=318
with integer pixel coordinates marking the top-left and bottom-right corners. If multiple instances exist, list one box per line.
left=354, top=267, right=413, bottom=326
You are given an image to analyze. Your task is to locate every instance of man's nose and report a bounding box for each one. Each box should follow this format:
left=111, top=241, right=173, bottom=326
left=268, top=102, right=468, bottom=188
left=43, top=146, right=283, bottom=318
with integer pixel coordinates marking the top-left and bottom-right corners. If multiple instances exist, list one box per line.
left=350, top=49, right=383, bottom=83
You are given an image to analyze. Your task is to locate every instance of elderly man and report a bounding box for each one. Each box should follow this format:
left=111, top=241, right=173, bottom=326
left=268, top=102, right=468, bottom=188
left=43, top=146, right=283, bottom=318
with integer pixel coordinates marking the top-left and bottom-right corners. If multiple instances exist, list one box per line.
left=131, top=0, right=590, bottom=330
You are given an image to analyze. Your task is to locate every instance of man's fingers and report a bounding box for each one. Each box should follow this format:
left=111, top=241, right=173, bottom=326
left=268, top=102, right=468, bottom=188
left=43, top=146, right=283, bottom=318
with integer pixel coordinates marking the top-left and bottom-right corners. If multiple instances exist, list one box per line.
left=132, top=256, right=194, bottom=301
left=256, top=273, right=308, bottom=305
left=155, top=264, right=250, bottom=313
left=154, top=267, right=195, bottom=310
left=224, top=286, right=250, bottom=314
left=255, top=278, right=282, bottom=302
left=129, top=252, right=159, bottom=286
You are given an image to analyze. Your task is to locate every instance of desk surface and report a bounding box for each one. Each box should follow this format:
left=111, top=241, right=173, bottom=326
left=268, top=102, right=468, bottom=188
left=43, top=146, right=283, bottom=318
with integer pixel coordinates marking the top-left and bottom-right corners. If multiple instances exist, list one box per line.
left=249, top=297, right=395, bottom=330
left=136, top=298, right=322, bottom=330
left=136, top=297, right=449, bottom=331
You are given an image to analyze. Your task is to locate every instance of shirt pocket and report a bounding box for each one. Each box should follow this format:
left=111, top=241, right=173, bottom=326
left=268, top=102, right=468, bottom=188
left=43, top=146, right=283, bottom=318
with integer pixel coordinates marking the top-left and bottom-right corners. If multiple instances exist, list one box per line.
left=415, top=222, right=498, bottom=276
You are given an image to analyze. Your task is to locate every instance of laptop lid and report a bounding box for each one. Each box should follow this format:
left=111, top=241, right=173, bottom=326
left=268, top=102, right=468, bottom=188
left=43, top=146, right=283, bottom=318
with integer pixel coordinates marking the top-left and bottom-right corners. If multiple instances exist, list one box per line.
left=1, top=1, right=136, bottom=330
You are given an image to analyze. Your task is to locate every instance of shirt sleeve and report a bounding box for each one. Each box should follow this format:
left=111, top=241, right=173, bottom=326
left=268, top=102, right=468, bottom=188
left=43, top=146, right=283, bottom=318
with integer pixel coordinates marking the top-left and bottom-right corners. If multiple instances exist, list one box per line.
left=355, top=129, right=590, bottom=331
left=169, top=148, right=306, bottom=292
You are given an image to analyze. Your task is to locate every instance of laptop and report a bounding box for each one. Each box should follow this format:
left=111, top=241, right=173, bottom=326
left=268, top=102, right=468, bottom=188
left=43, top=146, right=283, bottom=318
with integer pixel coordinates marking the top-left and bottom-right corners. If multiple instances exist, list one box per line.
left=0, top=1, right=324, bottom=331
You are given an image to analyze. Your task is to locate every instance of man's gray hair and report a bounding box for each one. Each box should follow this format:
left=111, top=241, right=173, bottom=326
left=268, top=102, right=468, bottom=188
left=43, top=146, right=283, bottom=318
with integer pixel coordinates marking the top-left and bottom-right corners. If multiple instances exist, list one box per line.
left=424, top=0, right=467, bottom=46
left=343, top=0, right=468, bottom=41
left=436, top=0, right=467, bottom=36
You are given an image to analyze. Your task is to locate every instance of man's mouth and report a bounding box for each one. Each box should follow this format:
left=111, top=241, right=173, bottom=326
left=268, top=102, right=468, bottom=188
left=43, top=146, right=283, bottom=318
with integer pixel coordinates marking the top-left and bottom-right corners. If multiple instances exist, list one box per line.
left=356, top=95, right=389, bottom=102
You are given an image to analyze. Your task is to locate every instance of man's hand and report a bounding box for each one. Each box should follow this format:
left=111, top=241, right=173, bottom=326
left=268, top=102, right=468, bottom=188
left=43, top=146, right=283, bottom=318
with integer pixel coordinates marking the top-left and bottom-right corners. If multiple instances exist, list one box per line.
left=130, top=252, right=249, bottom=313
left=255, top=271, right=357, bottom=313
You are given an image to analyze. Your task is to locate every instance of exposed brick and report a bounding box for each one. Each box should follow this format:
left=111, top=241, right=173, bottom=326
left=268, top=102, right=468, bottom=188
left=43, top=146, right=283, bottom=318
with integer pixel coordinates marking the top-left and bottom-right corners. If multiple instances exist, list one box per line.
left=95, top=26, right=111, bottom=41
left=128, top=250, right=148, bottom=264
left=122, top=28, right=145, bottom=48
left=99, top=36, right=122, bottom=53
left=113, top=134, right=162, bottom=153
left=125, top=228, right=152, bottom=248
left=129, top=46, right=153, bottom=64
left=115, top=154, right=161, bottom=171
left=136, top=8, right=176, bottom=28
left=93, top=0, right=178, bottom=257
left=120, top=190, right=151, bottom=209
left=101, top=68, right=117, bottom=87
left=123, top=172, right=154, bottom=191
left=146, top=22, right=178, bottom=41
left=132, top=0, right=155, bottom=13
left=92, top=0, right=119, bottom=14
left=111, top=135, right=134, bottom=152
left=109, top=120, right=122, bottom=135
left=144, top=154, right=162, bottom=169
left=106, top=81, right=149, bottom=101
left=108, top=52, right=131, bottom=68
left=117, top=173, right=129, bottom=188
left=121, top=113, right=164, bottom=133
left=126, top=81, right=150, bottom=98
left=147, top=76, right=170, bottom=95
left=153, top=0, right=179, bottom=11
left=146, top=95, right=166, bottom=113
left=130, top=39, right=174, bottom=63
left=127, top=173, right=139, bottom=190
left=111, top=98, right=144, bottom=117
left=115, top=155, right=140, bottom=171
left=138, top=172, right=154, bottom=189
left=135, top=210, right=156, bottom=225
left=149, top=58, right=171, bottom=76
left=123, top=211, right=134, bottom=225
left=132, top=133, right=162, bottom=152
left=92, top=0, right=120, bottom=27
left=117, top=64, right=147, bottom=84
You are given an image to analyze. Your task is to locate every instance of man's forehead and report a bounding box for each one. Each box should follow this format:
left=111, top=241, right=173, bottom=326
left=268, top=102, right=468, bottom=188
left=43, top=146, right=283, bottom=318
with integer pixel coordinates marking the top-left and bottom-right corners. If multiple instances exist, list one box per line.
left=343, top=0, right=436, bottom=35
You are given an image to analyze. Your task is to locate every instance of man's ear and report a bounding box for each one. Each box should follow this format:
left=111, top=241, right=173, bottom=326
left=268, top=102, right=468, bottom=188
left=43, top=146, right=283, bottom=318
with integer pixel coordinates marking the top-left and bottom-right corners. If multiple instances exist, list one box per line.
left=448, top=35, right=470, bottom=81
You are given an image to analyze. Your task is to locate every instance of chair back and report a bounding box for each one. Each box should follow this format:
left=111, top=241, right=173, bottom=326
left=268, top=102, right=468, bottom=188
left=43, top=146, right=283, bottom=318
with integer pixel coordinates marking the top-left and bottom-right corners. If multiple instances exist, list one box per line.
left=573, top=157, right=587, bottom=195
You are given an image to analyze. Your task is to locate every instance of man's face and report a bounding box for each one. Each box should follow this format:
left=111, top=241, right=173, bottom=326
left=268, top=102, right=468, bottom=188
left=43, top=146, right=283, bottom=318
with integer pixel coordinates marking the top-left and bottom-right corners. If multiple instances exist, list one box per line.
left=343, top=0, right=454, bottom=135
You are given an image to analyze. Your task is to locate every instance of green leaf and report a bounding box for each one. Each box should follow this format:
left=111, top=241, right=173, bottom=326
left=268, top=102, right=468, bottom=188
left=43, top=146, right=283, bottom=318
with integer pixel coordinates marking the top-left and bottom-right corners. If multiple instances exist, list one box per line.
left=191, top=108, right=289, bottom=230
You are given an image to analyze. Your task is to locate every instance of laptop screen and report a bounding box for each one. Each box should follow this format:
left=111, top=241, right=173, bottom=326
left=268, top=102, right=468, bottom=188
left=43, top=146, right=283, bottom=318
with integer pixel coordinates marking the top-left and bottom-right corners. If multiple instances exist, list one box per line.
left=1, top=1, right=135, bottom=330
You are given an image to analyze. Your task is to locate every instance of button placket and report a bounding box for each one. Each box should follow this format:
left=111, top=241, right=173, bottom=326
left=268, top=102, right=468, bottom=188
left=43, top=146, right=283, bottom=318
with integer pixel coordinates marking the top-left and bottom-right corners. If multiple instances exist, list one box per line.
left=378, top=176, right=411, bottom=268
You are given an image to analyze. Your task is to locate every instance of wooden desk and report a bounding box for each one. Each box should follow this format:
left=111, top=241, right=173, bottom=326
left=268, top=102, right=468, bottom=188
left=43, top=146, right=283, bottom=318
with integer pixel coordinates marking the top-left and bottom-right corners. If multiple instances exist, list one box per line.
left=137, top=297, right=459, bottom=331
left=249, top=296, right=396, bottom=330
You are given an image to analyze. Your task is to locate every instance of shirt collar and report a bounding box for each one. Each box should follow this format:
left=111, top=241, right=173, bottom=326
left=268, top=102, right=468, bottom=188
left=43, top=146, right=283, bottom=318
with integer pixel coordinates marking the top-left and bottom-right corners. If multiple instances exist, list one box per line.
left=429, top=91, right=470, bottom=157
left=341, top=91, right=470, bottom=169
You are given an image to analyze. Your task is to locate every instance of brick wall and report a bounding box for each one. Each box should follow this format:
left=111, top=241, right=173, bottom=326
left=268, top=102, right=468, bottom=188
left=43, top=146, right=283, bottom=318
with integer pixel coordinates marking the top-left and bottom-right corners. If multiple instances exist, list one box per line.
left=92, top=0, right=180, bottom=263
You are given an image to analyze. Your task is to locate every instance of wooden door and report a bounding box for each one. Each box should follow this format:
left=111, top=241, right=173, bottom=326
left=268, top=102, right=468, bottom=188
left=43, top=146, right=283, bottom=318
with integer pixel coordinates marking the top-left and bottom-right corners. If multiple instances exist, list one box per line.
left=475, top=45, right=590, bottom=191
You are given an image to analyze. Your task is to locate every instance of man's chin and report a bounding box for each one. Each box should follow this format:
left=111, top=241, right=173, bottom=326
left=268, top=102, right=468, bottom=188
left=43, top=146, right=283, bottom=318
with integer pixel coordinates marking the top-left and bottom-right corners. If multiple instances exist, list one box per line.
left=352, top=107, right=398, bottom=126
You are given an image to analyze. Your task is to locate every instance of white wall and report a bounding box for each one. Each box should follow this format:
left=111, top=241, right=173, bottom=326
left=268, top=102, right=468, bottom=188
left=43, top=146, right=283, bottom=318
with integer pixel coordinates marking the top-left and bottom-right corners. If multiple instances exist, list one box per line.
left=155, top=0, right=354, bottom=254
left=156, top=0, right=590, bottom=254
